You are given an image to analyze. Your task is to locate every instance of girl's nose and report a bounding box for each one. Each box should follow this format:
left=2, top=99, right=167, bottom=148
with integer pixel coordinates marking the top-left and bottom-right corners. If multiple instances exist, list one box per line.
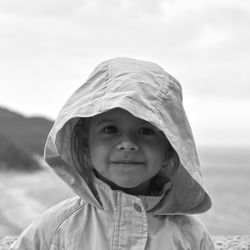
left=116, top=138, right=138, bottom=151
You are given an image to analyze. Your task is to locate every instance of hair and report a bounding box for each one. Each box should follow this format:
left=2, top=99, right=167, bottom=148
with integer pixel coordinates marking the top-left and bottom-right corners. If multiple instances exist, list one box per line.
left=71, top=117, right=180, bottom=193
left=71, top=118, right=92, bottom=178
left=151, top=147, right=179, bottom=193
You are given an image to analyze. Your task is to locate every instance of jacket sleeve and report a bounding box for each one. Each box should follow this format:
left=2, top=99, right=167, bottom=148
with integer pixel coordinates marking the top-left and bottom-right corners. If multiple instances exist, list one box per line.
left=176, top=215, right=215, bottom=250
left=200, top=230, right=215, bottom=250
left=9, top=214, right=51, bottom=250
left=9, top=197, right=83, bottom=250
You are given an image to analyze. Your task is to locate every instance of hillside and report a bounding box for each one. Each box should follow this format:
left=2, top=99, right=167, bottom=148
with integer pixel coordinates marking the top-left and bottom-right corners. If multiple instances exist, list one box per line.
left=0, top=136, right=41, bottom=171
left=0, top=107, right=53, bottom=156
left=0, top=107, right=54, bottom=171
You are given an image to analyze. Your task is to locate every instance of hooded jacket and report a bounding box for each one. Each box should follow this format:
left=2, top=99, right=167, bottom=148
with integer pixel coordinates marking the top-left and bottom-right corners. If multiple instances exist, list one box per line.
left=10, top=57, right=215, bottom=250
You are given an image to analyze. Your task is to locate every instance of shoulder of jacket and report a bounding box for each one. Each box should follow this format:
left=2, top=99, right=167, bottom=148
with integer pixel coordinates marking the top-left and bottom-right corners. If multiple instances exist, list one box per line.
left=172, top=214, right=203, bottom=230
left=10, top=197, right=87, bottom=250
left=170, top=215, right=215, bottom=249
left=43, top=196, right=87, bottom=220
left=31, top=197, right=86, bottom=244
left=40, top=196, right=87, bottom=234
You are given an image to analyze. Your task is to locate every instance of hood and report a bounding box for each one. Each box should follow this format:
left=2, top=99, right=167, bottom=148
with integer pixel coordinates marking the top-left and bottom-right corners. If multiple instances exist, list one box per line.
left=44, top=57, right=212, bottom=215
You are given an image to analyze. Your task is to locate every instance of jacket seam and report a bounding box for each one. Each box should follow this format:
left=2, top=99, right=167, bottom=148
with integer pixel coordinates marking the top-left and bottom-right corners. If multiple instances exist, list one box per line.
left=104, top=61, right=112, bottom=95
left=176, top=217, right=192, bottom=249
left=112, top=192, right=122, bottom=250
left=49, top=200, right=87, bottom=248
left=139, top=210, right=147, bottom=250
left=153, top=82, right=172, bottom=113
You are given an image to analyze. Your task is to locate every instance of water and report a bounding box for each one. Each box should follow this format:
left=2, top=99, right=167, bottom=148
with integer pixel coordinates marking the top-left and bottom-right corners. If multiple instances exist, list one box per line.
left=197, top=146, right=250, bottom=235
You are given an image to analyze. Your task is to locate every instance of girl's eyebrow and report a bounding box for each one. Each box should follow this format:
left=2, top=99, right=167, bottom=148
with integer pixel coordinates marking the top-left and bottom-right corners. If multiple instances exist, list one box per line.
left=96, top=119, right=116, bottom=126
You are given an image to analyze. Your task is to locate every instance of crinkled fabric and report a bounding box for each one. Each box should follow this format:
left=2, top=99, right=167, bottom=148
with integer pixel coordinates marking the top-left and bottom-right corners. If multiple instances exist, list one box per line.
left=10, top=57, right=215, bottom=250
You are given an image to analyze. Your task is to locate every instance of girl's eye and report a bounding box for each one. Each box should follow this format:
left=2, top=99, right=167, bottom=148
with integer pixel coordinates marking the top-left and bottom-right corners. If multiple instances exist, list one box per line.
left=103, top=126, right=118, bottom=134
left=139, top=127, right=155, bottom=135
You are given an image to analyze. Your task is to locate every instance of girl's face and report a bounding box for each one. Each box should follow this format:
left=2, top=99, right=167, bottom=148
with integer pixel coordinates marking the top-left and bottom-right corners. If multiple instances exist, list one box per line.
left=87, top=108, right=170, bottom=195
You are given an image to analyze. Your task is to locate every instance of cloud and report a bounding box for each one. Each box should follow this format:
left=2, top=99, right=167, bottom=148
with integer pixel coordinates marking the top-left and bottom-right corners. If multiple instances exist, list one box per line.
left=185, top=98, right=250, bottom=146
left=1, top=0, right=249, bottom=55
left=0, top=0, right=249, bottom=145
left=0, top=0, right=82, bottom=18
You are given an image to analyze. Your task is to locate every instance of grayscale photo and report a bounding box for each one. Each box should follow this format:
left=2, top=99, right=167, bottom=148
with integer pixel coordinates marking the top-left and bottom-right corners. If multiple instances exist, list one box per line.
left=0, top=0, right=249, bottom=249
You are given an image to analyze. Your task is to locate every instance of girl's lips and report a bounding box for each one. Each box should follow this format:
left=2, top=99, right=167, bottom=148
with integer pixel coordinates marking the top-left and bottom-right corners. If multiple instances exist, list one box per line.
left=110, top=162, right=145, bottom=171
left=111, top=161, right=145, bottom=164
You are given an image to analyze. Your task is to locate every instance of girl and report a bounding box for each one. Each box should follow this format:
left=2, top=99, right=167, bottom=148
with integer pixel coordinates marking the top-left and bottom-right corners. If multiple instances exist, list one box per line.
left=11, top=57, right=215, bottom=249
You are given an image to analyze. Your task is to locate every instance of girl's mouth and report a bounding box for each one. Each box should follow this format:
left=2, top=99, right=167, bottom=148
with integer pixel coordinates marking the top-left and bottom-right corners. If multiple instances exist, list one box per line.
left=111, top=160, right=144, bottom=164
left=110, top=161, right=145, bottom=166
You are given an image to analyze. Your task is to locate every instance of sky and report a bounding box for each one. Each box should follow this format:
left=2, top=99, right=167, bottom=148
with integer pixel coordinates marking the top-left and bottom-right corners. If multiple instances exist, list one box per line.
left=0, top=0, right=249, bottom=147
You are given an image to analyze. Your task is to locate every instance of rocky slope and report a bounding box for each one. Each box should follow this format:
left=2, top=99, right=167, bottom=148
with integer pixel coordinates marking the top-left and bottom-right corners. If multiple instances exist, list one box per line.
left=0, top=107, right=53, bottom=171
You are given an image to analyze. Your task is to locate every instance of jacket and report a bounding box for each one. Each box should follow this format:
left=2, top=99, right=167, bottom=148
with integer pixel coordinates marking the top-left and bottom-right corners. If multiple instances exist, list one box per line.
left=10, top=57, right=215, bottom=249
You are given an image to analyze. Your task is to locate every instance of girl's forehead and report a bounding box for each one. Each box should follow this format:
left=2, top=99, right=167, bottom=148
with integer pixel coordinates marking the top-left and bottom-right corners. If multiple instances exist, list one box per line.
left=90, top=108, right=154, bottom=127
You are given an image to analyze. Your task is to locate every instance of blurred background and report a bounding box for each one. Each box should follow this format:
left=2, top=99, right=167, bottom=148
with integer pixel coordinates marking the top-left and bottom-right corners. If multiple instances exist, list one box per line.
left=0, top=0, right=249, bottom=238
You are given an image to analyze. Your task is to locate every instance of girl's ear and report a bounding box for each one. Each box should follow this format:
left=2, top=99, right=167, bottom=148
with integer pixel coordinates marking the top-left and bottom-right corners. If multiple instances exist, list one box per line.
left=162, top=144, right=179, bottom=174
left=163, top=153, right=169, bottom=166
left=163, top=142, right=172, bottom=165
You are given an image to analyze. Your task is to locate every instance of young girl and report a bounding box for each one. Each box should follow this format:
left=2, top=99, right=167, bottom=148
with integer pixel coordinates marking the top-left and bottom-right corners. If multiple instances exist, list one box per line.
left=11, top=57, right=215, bottom=249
